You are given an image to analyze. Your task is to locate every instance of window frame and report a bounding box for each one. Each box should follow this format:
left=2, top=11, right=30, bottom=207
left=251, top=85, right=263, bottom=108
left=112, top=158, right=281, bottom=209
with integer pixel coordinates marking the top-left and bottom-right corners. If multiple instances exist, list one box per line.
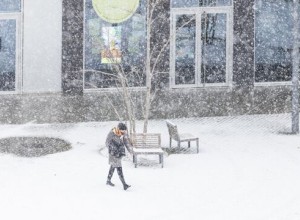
left=170, top=6, right=233, bottom=89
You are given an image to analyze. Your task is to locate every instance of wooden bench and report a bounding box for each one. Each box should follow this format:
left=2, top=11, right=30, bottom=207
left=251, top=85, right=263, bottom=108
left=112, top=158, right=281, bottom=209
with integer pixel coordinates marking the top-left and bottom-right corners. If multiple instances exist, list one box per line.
left=166, top=120, right=199, bottom=153
left=130, top=133, right=164, bottom=168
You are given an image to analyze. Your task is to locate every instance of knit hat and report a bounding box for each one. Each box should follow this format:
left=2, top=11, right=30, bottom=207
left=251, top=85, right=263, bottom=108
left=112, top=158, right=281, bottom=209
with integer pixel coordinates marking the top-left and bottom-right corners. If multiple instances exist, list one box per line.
left=118, top=122, right=127, bottom=131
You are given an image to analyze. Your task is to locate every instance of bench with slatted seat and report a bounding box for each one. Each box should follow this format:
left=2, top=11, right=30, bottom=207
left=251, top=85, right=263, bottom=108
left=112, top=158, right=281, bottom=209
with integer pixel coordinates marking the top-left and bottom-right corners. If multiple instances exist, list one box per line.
left=130, top=133, right=164, bottom=168
left=166, top=120, right=199, bottom=153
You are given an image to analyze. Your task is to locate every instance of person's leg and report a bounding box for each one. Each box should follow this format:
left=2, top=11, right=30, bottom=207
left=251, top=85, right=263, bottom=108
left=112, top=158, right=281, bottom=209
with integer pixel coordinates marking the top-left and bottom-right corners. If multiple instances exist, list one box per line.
left=116, top=167, right=131, bottom=190
left=106, top=165, right=115, bottom=186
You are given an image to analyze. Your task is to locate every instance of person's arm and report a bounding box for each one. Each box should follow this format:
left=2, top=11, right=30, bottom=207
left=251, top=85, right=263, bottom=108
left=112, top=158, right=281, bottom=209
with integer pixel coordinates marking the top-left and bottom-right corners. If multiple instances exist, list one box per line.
left=122, top=134, right=132, bottom=154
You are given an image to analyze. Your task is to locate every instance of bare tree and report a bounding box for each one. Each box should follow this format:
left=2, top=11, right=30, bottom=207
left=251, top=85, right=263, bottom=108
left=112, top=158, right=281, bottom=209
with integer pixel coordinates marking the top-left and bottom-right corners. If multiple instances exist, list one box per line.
left=93, top=0, right=194, bottom=134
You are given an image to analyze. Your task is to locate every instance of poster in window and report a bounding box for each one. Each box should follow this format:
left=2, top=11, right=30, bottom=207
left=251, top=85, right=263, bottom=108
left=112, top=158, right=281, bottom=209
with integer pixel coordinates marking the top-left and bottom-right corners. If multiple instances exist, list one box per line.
left=101, top=26, right=122, bottom=63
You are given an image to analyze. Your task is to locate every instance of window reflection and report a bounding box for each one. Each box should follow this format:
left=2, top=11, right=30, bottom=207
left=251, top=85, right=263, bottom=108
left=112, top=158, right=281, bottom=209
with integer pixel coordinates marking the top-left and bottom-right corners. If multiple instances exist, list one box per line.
left=255, top=0, right=294, bottom=82
left=175, top=14, right=196, bottom=85
left=201, top=13, right=227, bottom=83
left=84, top=0, right=147, bottom=89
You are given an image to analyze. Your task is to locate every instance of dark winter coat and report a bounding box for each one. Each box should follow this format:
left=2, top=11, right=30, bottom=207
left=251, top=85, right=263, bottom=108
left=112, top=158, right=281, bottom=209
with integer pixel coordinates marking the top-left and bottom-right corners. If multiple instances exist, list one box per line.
left=105, top=129, right=131, bottom=158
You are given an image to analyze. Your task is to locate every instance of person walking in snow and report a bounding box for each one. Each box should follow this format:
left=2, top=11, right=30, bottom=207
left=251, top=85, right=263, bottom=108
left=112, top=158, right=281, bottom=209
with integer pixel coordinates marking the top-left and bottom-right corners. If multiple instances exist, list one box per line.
left=106, top=122, right=132, bottom=190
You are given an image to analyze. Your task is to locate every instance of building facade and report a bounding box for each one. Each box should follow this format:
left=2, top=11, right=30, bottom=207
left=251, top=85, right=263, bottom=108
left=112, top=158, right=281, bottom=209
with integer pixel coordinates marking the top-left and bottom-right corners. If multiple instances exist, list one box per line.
left=0, top=0, right=295, bottom=123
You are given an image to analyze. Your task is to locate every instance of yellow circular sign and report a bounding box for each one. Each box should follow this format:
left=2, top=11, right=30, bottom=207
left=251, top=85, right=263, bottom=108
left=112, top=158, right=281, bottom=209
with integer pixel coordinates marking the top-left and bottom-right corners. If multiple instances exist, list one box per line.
left=92, top=0, right=140, bottom=23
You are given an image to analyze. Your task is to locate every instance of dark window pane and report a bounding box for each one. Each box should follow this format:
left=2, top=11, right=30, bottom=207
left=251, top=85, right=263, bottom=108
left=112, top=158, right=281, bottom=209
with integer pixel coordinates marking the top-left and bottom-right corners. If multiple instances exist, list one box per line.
left=0, top=19, right=16, bottom=91
left=201, top=13, right=227, bottom=83
left=255, top=0, right=294, bottom=82
left=175, top=14, right=196, bottom=85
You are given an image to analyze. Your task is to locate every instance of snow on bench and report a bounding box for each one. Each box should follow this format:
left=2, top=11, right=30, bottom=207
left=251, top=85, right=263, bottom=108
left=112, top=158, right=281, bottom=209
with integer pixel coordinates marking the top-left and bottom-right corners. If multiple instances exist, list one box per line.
left=130, top=133, right=164, bottom=168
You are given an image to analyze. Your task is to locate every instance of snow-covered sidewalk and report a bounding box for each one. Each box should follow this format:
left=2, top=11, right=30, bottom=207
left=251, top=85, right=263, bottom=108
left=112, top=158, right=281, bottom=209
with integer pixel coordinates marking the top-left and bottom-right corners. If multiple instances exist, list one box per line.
left=0, top=114, right=300, bottom=220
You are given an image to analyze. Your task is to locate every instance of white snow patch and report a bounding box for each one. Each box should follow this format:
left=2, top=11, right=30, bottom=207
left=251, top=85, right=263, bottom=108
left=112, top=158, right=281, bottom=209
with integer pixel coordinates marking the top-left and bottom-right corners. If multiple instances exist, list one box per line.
left=0, top=114, right=300, bottom=220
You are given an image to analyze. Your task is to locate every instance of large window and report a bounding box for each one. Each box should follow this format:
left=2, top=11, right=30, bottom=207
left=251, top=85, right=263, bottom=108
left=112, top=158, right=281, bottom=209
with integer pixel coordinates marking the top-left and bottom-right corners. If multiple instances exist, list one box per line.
left=84, top=0, right=147, bottom=89
left=255, top=0, right=295, bottom=83
left=170, top=6, right=233, bottom=87
left=0, top=0, right=21, bottom=92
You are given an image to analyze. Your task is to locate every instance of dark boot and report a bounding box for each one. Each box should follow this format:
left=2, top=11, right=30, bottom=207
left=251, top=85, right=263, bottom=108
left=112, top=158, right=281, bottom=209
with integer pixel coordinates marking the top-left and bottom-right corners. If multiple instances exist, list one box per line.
left=106, top=166, right=115, bottom=187
left=117, top=167, right=131, bottom=190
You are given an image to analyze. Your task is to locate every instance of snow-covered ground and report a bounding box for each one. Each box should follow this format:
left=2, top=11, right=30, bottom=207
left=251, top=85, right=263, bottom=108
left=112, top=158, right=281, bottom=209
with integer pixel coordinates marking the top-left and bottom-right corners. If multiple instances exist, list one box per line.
left=0, top=113, right=300, bottom=220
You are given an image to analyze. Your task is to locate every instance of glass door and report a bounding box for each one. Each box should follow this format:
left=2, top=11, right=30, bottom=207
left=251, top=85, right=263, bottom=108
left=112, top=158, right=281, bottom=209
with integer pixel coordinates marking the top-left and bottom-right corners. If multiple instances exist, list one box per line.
left=0, top=14, right=20, bottom=92
left=171, top=7, right=232, bottom=88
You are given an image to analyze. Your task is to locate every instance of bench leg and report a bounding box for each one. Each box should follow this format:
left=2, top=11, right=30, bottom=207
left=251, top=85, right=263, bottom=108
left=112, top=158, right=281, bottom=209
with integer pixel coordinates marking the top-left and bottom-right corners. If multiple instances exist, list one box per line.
left=160, top=154, right=164, bottom=168
left=188, top=141, right=190, bottom=148
left=177, top=141, right=181, bottom=149
left=169, top=137, right=172, bottom=148
left=196, top=138, right=199, bottom=153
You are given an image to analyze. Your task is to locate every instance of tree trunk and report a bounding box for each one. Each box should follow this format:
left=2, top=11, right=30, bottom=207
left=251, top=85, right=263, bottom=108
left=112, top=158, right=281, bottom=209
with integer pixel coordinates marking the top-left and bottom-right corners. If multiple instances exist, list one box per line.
left=143, top=0, right=152, bottom=133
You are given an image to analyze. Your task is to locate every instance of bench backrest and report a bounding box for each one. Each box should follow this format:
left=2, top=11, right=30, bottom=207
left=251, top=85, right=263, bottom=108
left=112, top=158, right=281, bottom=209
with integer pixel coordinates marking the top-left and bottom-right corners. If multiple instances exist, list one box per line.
left=130, top=133, right=161, bottom=148
left=166, top=120, right=180, bottom=141
left=166, top=121, right=180, bottom=141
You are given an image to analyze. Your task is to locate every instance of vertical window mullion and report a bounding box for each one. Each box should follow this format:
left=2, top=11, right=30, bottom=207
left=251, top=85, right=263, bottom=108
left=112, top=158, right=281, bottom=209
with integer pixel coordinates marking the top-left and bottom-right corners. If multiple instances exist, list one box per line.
left=226, top=9, right=233, bottom=87
left=225, top=11, right=229, bottom=85
left=170, top=12, right=176, bottom=87
left=16, top=15, right=21, bottom=91
left=196, top=11, right=202, bottom=86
